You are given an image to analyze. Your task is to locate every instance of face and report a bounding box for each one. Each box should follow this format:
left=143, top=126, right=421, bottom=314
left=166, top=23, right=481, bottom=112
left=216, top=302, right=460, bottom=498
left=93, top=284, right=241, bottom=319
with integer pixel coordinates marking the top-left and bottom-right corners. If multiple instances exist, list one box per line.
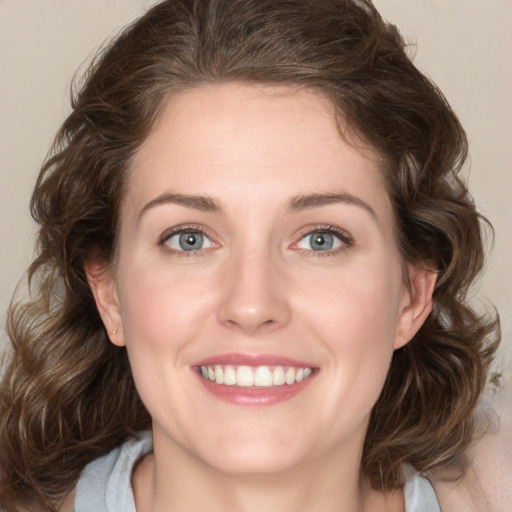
left=89, top=83, right=433, bottom=477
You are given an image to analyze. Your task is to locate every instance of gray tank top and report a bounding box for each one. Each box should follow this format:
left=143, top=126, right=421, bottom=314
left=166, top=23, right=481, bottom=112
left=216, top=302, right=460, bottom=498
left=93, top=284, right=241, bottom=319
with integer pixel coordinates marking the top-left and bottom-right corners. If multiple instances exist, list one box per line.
left=74, top=432, right=441, bottom=512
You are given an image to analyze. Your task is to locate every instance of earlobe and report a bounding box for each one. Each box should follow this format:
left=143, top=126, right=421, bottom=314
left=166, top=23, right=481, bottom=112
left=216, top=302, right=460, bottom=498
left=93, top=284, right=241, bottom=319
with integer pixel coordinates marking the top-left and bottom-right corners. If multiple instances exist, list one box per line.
left=85, top=259, right=125, bottom=347
left=394, top=265, right=437, bottom=350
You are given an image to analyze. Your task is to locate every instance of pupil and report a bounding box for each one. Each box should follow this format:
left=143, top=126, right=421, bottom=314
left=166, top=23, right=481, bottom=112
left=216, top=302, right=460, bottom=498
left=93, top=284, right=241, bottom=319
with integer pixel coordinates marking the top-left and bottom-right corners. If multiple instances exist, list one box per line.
left=314, top=235, right=326, bottom=246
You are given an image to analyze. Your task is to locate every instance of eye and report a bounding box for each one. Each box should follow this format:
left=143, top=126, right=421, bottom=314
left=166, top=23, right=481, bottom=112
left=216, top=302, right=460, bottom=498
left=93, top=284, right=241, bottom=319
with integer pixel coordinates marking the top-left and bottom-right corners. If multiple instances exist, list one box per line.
left=163, top=229, right=214, bottom=252
left=296, top=229, right=348, bottom=252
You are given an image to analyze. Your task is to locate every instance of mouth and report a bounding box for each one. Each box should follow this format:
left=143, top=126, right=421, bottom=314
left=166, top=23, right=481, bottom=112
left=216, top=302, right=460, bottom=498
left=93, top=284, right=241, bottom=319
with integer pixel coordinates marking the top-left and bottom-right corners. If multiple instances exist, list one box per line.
left=193, top=354, right=318, bottom=406
left=198, top=364, right=314, bottom=387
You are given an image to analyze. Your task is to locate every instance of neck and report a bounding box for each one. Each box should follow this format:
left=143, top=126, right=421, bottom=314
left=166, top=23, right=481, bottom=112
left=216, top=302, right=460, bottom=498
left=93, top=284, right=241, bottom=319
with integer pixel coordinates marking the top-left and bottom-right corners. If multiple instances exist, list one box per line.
left=132, top=432, right=403, bottom=512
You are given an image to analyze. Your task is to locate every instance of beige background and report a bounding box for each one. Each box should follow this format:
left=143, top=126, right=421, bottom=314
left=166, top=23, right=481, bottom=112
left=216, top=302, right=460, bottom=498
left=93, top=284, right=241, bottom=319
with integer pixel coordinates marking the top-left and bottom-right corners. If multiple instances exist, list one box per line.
left=3, top=0, right=510, bottom=374
left=0, top=0, right=511, bottom=509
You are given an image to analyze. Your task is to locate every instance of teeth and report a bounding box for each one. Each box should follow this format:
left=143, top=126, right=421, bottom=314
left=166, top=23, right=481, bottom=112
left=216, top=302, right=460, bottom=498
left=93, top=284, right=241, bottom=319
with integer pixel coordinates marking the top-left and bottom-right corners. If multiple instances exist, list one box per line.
left=214, top=365, right=224, bottom=384
left=236, top=366, right=254, bottom=387
left=254, top=366, right=273, bottom=387
left=285, top=367, right=296, bottom=385
left=223, top=366, right=236, bottom=385
left=272, top=366, right=286, bottom=385
left=199, top=364, right=314, bottom=387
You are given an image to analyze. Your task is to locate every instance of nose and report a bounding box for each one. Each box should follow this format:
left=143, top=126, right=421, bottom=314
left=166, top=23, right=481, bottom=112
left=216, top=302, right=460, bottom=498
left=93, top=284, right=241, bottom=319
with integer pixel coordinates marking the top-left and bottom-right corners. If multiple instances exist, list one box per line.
left=217, top=247, right=291, bottom=336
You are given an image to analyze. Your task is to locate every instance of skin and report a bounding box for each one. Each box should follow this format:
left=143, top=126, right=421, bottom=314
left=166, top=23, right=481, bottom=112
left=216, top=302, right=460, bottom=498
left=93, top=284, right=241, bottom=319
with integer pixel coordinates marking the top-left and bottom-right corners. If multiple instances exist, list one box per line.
left=87, top=83, right=435, bottom=512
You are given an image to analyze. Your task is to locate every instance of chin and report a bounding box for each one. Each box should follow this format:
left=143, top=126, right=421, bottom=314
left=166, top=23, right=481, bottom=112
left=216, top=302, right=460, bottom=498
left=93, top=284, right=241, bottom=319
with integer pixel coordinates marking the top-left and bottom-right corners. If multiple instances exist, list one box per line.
left=204, top=450, right=304, bottom=477
left=195, top=429, right=310, bottom=477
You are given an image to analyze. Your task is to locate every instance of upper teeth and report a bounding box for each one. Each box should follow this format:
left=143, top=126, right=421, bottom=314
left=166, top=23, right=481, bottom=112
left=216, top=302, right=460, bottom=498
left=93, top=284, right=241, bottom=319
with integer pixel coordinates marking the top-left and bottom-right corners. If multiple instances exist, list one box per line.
left=199, top=365, right=313, bottom=387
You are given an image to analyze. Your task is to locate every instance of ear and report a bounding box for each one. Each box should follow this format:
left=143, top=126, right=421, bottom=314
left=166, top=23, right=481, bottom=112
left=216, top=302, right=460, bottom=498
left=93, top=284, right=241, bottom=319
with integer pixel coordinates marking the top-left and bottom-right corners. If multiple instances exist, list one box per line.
left=394, top=264, right=437, bottom=350
left=85, top=258, right=125, bottom=347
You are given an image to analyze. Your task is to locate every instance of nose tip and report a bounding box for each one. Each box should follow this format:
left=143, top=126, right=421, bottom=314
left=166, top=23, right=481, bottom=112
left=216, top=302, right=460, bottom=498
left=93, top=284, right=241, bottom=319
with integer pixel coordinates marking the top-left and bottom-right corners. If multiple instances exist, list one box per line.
left=217, top=257, right=291, bottom=336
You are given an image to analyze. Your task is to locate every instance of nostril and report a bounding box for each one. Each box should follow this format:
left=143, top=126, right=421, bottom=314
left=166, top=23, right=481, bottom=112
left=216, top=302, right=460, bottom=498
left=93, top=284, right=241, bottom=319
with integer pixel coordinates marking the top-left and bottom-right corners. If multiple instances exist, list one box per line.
left=222, top=316, right=277, bottom=335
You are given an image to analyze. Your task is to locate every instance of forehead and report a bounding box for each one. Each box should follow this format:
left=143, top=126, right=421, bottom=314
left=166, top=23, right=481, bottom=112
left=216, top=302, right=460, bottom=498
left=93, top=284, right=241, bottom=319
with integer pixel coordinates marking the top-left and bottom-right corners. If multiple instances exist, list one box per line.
left=124, top=83, right=392, bottom=226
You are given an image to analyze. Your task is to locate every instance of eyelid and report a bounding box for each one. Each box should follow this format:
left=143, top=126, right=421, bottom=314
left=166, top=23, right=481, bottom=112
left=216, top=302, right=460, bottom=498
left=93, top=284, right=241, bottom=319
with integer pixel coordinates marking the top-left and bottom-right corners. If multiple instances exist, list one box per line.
left=290, top=224, right=354, bottom=254
left=158, top=224, right=219, bottom=254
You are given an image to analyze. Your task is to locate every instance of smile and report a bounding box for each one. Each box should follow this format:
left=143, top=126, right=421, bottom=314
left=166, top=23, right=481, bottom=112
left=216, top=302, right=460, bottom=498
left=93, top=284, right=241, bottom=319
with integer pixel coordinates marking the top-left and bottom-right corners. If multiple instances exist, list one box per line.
left=199, top=364, right=314, bottom=387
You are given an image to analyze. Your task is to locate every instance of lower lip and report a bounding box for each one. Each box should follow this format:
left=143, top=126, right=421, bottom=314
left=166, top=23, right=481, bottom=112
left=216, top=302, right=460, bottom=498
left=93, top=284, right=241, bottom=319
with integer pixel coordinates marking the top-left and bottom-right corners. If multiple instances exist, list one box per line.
left=195, top=371, right=316, bottom=406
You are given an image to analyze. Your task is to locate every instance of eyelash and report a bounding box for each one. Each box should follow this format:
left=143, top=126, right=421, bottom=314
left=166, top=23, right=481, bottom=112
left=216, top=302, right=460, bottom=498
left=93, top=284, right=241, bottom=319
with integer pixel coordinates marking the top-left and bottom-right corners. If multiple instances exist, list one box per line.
left=293, top=224, right=354, bottom=257
left=158, top=224, right=214, bottom=257
left=157, top=224, right=354, bottom=257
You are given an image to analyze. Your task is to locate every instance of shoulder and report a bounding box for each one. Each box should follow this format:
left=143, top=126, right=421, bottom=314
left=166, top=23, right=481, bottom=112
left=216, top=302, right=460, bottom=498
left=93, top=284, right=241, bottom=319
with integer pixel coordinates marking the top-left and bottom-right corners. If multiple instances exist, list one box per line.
left=58, top=488, right=77, bottom=512
left=73, top=432, right=153, bottom=512
left=403, top=467, right=441, bottom=512
left=14, top=489, right=76, bottom=512
left=434, top=378, right=512, bottom=512
left=20, top=434, right=152, bottom=512
left=433, top=433, right=512, bottom=512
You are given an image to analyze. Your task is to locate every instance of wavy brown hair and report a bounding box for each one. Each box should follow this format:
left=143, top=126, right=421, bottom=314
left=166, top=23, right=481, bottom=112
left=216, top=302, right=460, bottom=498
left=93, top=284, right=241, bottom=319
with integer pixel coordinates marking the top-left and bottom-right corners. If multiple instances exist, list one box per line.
left=0, top=0, right=500, bottom=510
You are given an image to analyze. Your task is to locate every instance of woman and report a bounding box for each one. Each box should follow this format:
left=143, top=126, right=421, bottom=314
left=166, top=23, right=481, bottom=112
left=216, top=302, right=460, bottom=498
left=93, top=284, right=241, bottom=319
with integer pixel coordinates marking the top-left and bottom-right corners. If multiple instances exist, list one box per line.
left=0, top=1, right=500, bottom=511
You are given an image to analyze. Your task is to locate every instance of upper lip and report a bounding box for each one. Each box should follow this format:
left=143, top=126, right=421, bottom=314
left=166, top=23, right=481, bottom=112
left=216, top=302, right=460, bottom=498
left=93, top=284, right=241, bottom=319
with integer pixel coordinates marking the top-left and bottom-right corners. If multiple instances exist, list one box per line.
left=194, top=352, right=316, bottom=368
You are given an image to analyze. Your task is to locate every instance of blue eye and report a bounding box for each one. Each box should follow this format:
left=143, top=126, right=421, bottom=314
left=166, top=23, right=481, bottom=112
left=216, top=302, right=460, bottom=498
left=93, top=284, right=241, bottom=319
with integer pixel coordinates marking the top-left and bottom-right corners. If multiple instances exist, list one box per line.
left=297, top=231, right=344, bottom=251
left=164, top=230, right=213, bottom=252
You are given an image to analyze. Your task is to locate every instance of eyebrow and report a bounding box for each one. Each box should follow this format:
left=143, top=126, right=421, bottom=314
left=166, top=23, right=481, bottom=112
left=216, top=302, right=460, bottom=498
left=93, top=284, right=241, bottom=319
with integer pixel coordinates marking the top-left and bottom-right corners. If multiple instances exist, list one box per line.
left=286, top=192, right=377, bottom=219
left=138, top=191, right=377, bottom=221
left=139, top=193, right=223, bottom=220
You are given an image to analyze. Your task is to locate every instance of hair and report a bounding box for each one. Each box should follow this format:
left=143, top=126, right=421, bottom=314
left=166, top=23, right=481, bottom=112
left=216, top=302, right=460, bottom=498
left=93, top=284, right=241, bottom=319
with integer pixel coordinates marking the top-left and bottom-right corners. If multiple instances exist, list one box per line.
left=0, top=0, right=500, bottom=510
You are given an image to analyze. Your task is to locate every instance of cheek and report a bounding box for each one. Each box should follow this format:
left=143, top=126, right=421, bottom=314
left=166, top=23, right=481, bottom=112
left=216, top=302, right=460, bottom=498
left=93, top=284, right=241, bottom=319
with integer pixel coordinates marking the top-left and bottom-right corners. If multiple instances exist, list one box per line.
left=298, top=259, right=403, bottom=344
left=294, top=258, right=404, bottom=392
left=113, top=262, right=218, bottom=422
left=115, top=260, right=216, bottom=353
